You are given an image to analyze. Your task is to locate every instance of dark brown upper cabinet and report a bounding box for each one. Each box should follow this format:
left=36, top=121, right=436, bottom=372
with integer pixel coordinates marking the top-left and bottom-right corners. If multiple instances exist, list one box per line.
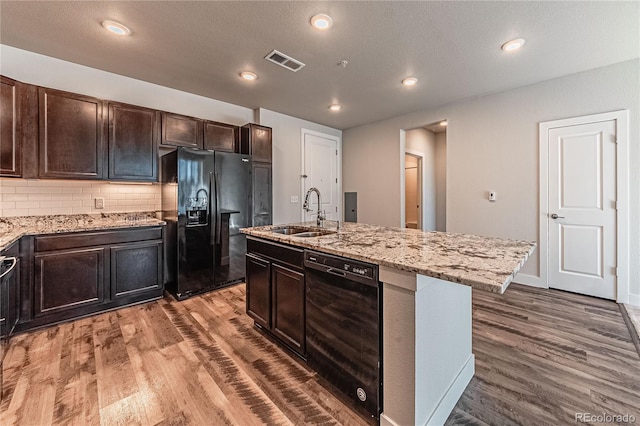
left=108, top=102, right=159, bottom=181
left=241, top=123, right=272, bottom=163
left=203, top=120, right=239, bottom=152
left=38, top=87, right=106, bottom=179
left=161, top=112, right=203, bottom=148
left=0, top=76, right=22, bottom=177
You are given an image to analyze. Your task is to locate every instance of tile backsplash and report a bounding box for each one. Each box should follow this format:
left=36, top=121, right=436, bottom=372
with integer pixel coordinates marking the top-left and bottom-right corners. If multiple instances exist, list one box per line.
left=0, top=178, right=161, bottom=217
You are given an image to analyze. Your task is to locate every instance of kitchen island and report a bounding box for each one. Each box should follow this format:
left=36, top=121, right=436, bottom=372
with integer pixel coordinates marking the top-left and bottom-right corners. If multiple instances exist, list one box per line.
left=242, top=222, right=535, bottom=426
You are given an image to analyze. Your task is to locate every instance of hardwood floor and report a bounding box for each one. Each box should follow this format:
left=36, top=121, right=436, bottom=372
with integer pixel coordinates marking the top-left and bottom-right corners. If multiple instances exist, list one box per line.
left=447, top=284, right=640, bottom=425
left=1, top=283, right=638, bottom=425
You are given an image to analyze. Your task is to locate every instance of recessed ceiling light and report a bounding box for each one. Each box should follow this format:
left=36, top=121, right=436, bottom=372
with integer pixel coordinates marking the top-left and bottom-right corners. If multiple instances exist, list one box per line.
left=501, top=38, right=525, bottom=51
left=329, top=104, right=341, bottom=112
left=402, top=77, right=418, bottom=86
left=240, top=71, right=258, bottom=81
left=440, top=121, right=447, bottom=126
left=311, top=14, right=333, bottom=30
left=101, top=20, right=131, bottom=36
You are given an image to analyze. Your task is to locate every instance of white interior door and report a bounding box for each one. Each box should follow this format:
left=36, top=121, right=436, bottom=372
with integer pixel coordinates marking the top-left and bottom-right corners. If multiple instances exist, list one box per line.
left=548, top=120, right=617, bottom=299
left=301, top=130, right=339, bottom=222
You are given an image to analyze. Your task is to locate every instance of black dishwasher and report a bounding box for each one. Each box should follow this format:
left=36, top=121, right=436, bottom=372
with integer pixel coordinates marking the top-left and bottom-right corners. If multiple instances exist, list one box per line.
left=304, top=250, right=382, bottom=419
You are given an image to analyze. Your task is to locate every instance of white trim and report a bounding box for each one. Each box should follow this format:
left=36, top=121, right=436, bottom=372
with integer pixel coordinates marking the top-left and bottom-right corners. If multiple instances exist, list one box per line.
left=300, top=128, right=342, bottom=222
left=511, top=273, right=545, bottom=288
left=405, top=149, right=426, bottom=230
left=399, top=130, right=407, bottom=228
left=628, top=294, right=640, bottom=307
left=539, top=110, right=629, bottom=303
left=423, top=354, right=475, bottom=426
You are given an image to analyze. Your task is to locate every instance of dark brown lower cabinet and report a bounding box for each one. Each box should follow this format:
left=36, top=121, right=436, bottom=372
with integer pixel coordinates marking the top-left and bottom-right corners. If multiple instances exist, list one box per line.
left=271, top=264, right=305, bottom=354
left=246, top=253, right=271, bottom=329
left=15, top=226, right=164, bottom=333
left=1, top=242, right=20, bottom=338
left=245, top=237, right=305, bottom=357
left=34, top=247, right=105, bottom=317
left=110, top=241, right=162, bottom=299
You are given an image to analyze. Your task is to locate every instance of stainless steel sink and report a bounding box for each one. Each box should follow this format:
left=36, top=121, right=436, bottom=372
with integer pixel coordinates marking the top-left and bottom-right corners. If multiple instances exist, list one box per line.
left=271, top=226, right=336, bottom=238
left=293, top=231, right=325, bottom=238
left=271, top=226, right=309, bottom=235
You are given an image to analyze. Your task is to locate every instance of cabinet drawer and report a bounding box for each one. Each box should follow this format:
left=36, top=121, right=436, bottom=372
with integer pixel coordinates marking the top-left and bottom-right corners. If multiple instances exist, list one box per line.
left=247, top=237, right=303, bottom=271
left=35, top=227, right=162, bottom=252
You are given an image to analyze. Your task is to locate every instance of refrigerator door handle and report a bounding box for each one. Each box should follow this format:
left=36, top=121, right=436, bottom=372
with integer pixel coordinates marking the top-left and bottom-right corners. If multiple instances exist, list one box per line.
left=209, top=171, right=216, bottom=246
left=213, top=171, right=222, bottom=244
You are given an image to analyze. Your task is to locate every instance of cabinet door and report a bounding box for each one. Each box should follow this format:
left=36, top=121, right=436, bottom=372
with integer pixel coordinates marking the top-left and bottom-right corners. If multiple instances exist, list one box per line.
left=111, top=241, right=163, bottom=299
left=203, top=120, right=238, bottom=152
left=161, top=112, right=203, bottom=148
left=38, top=88, right=105, bottom=179
left=252, top=162, right=272, bottom=226
left=271, top=264, right=305, bottom=355
left=241, top=124, right=272, bottom=162
left=0, top=76, right=21, bottom=177
left=108, top=102, right=159, bottom=181
left=246, top=253, right=271, bottom=329
left=34, top=247, right=105, bottom=317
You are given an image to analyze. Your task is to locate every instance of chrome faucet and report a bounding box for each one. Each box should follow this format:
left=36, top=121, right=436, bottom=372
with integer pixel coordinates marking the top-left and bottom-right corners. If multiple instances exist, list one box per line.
left=303, top=187, right=324, bottom=226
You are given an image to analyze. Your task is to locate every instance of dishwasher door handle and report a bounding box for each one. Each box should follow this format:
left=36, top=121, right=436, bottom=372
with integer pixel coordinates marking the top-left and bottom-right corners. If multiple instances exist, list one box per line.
left=325, top=268, right=347, bottom=278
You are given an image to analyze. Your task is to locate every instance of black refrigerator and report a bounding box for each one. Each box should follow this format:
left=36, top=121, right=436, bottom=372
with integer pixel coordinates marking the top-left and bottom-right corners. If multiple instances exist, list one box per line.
left=161, top=148, right=252, bottom=300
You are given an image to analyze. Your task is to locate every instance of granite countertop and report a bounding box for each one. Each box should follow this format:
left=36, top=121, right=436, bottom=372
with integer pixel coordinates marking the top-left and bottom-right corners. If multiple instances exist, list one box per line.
left=0, top=212, right=165, bottom=251
left=241, top=222, right=536, bottom=294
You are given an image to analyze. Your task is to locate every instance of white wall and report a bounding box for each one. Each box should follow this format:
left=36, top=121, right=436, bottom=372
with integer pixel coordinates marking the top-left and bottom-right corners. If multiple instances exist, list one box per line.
left=405, top=128, right=436, bottom=230
left=343, top=59, right=640, bottom=303
left=256, top=108, right=342, bottom=225
left=435, top=132, right=447, bottom=232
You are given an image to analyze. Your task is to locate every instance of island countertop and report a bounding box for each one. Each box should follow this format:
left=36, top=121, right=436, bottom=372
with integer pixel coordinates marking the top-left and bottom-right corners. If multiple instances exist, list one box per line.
left=0, top=212, right=165, bottom=251
left=241, top=222, right=535, bottom=294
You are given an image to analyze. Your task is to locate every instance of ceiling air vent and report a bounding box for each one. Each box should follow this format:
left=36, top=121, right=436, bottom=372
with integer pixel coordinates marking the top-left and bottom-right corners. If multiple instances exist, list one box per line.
left=265, top=50, right=305, bottom=72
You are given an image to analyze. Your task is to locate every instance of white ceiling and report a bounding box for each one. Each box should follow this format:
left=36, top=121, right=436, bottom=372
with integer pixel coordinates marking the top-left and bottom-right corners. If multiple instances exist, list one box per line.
left=1, top=1, right=638, bottom=130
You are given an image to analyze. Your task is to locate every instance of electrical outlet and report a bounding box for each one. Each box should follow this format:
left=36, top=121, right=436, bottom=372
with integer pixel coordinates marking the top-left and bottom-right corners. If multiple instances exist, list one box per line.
left=95, top=197, right=105, bottom=209
left=290, top=196, right=299, bottom=203
left=489, top=192, right=496, bottom=202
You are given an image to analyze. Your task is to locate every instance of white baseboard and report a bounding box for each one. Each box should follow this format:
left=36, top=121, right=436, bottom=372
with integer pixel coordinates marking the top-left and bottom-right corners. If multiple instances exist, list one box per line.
left=380, top=413, right=399, bottom=426
left=512, top=273, right=546, bottom=288
left=628, top=294, right=640, bottom=307
left=423, top=354, right=475, bottom=426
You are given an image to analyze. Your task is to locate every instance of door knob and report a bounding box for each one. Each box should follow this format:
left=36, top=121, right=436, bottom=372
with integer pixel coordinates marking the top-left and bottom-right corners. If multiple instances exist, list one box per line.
left=550, top=213, right=565, bottom=219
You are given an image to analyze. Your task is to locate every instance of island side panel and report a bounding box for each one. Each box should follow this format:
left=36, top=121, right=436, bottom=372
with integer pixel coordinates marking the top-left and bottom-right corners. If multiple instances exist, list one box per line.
left=417, top=274, right=474, bottom=426
left=380, top=267, right=474, bottom=426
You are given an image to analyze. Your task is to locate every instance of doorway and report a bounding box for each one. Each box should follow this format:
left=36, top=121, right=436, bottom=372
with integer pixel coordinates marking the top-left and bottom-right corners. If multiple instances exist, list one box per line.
left=402, top=122, right=447, bottom=231
left=301, top=129, right=341, bottom=222
left=539, top=110, right=629, bottom=302
left=405, top=153, right=422, bottom=229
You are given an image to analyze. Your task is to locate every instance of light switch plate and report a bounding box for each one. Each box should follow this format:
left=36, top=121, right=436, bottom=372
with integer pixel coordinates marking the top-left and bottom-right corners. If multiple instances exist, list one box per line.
left=489, top=192, right=496, bottom=202
left=95, top=197, right=105, bottom=209
left=290, top=196, right=299, bottom=203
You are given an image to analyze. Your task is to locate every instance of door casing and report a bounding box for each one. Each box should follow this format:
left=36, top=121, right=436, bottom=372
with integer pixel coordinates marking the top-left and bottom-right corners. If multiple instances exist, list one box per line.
left=300, top=128, right=342, bottom=222
left=539, top=110, right=629, bottom=303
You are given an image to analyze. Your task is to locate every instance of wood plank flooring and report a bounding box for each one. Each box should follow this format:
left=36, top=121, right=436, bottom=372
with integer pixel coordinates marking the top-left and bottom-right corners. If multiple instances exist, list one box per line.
left=1, top=283, right=639, bottom=425
left=447, top=284, right=640, bottom=425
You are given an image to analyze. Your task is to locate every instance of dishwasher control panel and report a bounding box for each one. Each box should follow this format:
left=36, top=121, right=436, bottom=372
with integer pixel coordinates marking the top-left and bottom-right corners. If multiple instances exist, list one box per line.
left=304, top=251, right=377, bottom=281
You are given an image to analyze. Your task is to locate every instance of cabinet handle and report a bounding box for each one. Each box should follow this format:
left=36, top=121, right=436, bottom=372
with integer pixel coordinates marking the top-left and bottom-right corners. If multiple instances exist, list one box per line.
left=0, top=257, right=17, bottom=279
